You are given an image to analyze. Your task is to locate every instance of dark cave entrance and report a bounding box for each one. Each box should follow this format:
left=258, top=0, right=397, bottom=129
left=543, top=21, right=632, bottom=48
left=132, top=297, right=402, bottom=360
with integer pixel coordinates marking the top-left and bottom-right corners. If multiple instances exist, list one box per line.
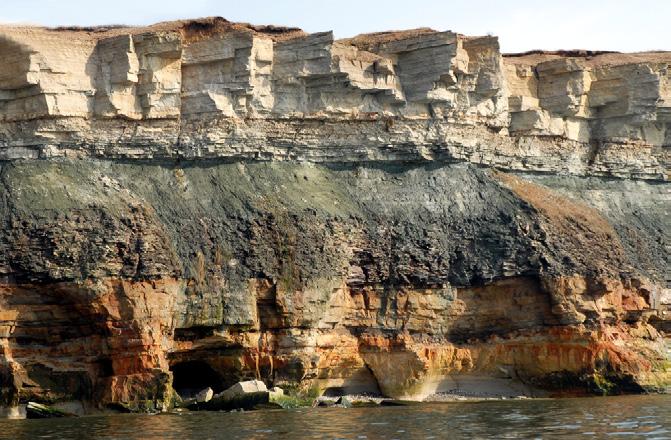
left=170, top=360, right=226, bottom=398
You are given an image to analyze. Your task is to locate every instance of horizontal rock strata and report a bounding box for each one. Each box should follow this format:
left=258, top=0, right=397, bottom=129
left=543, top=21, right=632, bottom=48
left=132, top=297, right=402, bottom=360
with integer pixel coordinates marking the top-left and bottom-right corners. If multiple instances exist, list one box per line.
left=0, top=18, right=667, bottom=179
left=0, top=17, right=668, bottom=413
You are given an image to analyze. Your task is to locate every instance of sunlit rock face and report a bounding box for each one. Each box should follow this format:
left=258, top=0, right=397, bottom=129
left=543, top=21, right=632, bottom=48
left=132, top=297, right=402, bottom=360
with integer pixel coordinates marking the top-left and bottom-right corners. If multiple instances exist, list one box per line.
left=0, top=18, right=668, bottom=177
left=0, top=17, right=668, bottom=412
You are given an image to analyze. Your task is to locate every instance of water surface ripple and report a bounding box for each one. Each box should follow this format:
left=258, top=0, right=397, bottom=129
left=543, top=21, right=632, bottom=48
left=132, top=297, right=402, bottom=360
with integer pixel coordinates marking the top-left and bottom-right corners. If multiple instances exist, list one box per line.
left=1, top=395, right=670, bottom=439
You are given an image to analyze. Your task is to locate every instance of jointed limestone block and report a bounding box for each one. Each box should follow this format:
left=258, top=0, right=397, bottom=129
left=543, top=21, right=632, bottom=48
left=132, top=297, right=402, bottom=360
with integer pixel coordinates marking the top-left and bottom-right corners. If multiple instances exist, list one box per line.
left=0, top=18, right=666, bottom=179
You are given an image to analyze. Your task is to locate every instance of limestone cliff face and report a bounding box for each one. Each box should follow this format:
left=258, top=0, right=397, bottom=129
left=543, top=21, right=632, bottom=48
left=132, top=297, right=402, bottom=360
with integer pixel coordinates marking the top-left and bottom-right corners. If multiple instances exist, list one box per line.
left=0, top=17, right=669, bottom=413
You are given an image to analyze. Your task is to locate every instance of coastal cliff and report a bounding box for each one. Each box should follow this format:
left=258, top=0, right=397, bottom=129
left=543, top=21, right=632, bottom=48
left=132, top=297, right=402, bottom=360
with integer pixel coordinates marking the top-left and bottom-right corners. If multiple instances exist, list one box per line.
left=0, top=17, right=669, bottom=414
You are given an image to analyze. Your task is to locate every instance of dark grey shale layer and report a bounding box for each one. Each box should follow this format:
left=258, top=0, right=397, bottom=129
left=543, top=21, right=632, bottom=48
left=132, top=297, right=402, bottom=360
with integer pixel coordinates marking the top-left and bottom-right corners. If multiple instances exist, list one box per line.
left=0, top=160, right=669, bottom=286
left=526, top=175, right=670, bottom=286
left=0, top=159, right=665, bottom=310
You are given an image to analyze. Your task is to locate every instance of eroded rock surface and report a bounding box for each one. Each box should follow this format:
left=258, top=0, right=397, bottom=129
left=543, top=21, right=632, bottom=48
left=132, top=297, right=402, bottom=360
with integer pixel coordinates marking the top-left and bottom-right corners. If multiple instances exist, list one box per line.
left=0, top=17, right=668, bottom=413
left=0, top=18, right=667, bottom=179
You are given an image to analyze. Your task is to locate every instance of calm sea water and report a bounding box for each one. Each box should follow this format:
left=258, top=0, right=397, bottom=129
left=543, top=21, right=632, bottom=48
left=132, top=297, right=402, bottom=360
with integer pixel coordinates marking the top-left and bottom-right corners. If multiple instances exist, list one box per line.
left=1, top=395, right=670, bottom=439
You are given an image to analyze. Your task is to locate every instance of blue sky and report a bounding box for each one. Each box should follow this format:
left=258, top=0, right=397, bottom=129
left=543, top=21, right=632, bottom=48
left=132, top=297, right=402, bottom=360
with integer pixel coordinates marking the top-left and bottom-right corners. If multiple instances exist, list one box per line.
left=1, top=0, right=668, bottom=53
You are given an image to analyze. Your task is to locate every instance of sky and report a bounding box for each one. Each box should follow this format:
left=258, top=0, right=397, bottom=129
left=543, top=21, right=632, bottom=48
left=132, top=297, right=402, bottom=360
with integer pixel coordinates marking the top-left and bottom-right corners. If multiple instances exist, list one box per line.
left=1, top=0, right=669, bottom=53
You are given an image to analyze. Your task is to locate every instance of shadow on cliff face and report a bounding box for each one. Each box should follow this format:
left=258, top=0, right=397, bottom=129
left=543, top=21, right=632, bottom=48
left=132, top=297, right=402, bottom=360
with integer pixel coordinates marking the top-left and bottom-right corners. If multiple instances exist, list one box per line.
left=170, top=361, right=226, bottom=398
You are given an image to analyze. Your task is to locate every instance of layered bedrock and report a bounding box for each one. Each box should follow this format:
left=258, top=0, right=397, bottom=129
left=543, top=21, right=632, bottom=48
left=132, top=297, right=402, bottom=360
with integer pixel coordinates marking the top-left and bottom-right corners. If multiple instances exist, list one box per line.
left=0, top=17, right=668, bottom=413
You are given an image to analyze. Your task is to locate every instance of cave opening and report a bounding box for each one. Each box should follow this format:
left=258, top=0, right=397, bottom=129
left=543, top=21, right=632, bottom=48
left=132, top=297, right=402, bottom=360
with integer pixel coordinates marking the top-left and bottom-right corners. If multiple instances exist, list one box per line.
left=170, top=360, right=226, bottom=398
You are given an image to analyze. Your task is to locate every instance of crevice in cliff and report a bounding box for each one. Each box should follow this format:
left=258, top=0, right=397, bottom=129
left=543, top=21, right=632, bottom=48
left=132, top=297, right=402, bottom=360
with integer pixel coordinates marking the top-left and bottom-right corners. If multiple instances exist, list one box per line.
left=586, top=141, right=602, bottom=166
left=649, top=314, right=671, bottom=335
left=170, top=360, right=226, bottom=398
left=173, top=326, right=216, bottom=341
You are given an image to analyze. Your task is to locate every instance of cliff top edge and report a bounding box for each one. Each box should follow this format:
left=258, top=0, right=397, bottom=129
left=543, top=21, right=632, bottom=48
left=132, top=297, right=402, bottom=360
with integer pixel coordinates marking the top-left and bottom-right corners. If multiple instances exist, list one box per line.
left=1, top=16, right=669, bottom=66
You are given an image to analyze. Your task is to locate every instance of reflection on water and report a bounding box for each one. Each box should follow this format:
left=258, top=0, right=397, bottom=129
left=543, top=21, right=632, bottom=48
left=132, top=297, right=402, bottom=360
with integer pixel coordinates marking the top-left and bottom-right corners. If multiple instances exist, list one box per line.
left=1, top=394, right=670, bottom=439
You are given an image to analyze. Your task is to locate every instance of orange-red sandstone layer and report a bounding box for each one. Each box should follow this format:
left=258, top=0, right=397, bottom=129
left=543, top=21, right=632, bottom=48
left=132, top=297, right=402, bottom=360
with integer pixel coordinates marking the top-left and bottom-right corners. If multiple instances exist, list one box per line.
left=0, top=274, right=668, bottom=407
